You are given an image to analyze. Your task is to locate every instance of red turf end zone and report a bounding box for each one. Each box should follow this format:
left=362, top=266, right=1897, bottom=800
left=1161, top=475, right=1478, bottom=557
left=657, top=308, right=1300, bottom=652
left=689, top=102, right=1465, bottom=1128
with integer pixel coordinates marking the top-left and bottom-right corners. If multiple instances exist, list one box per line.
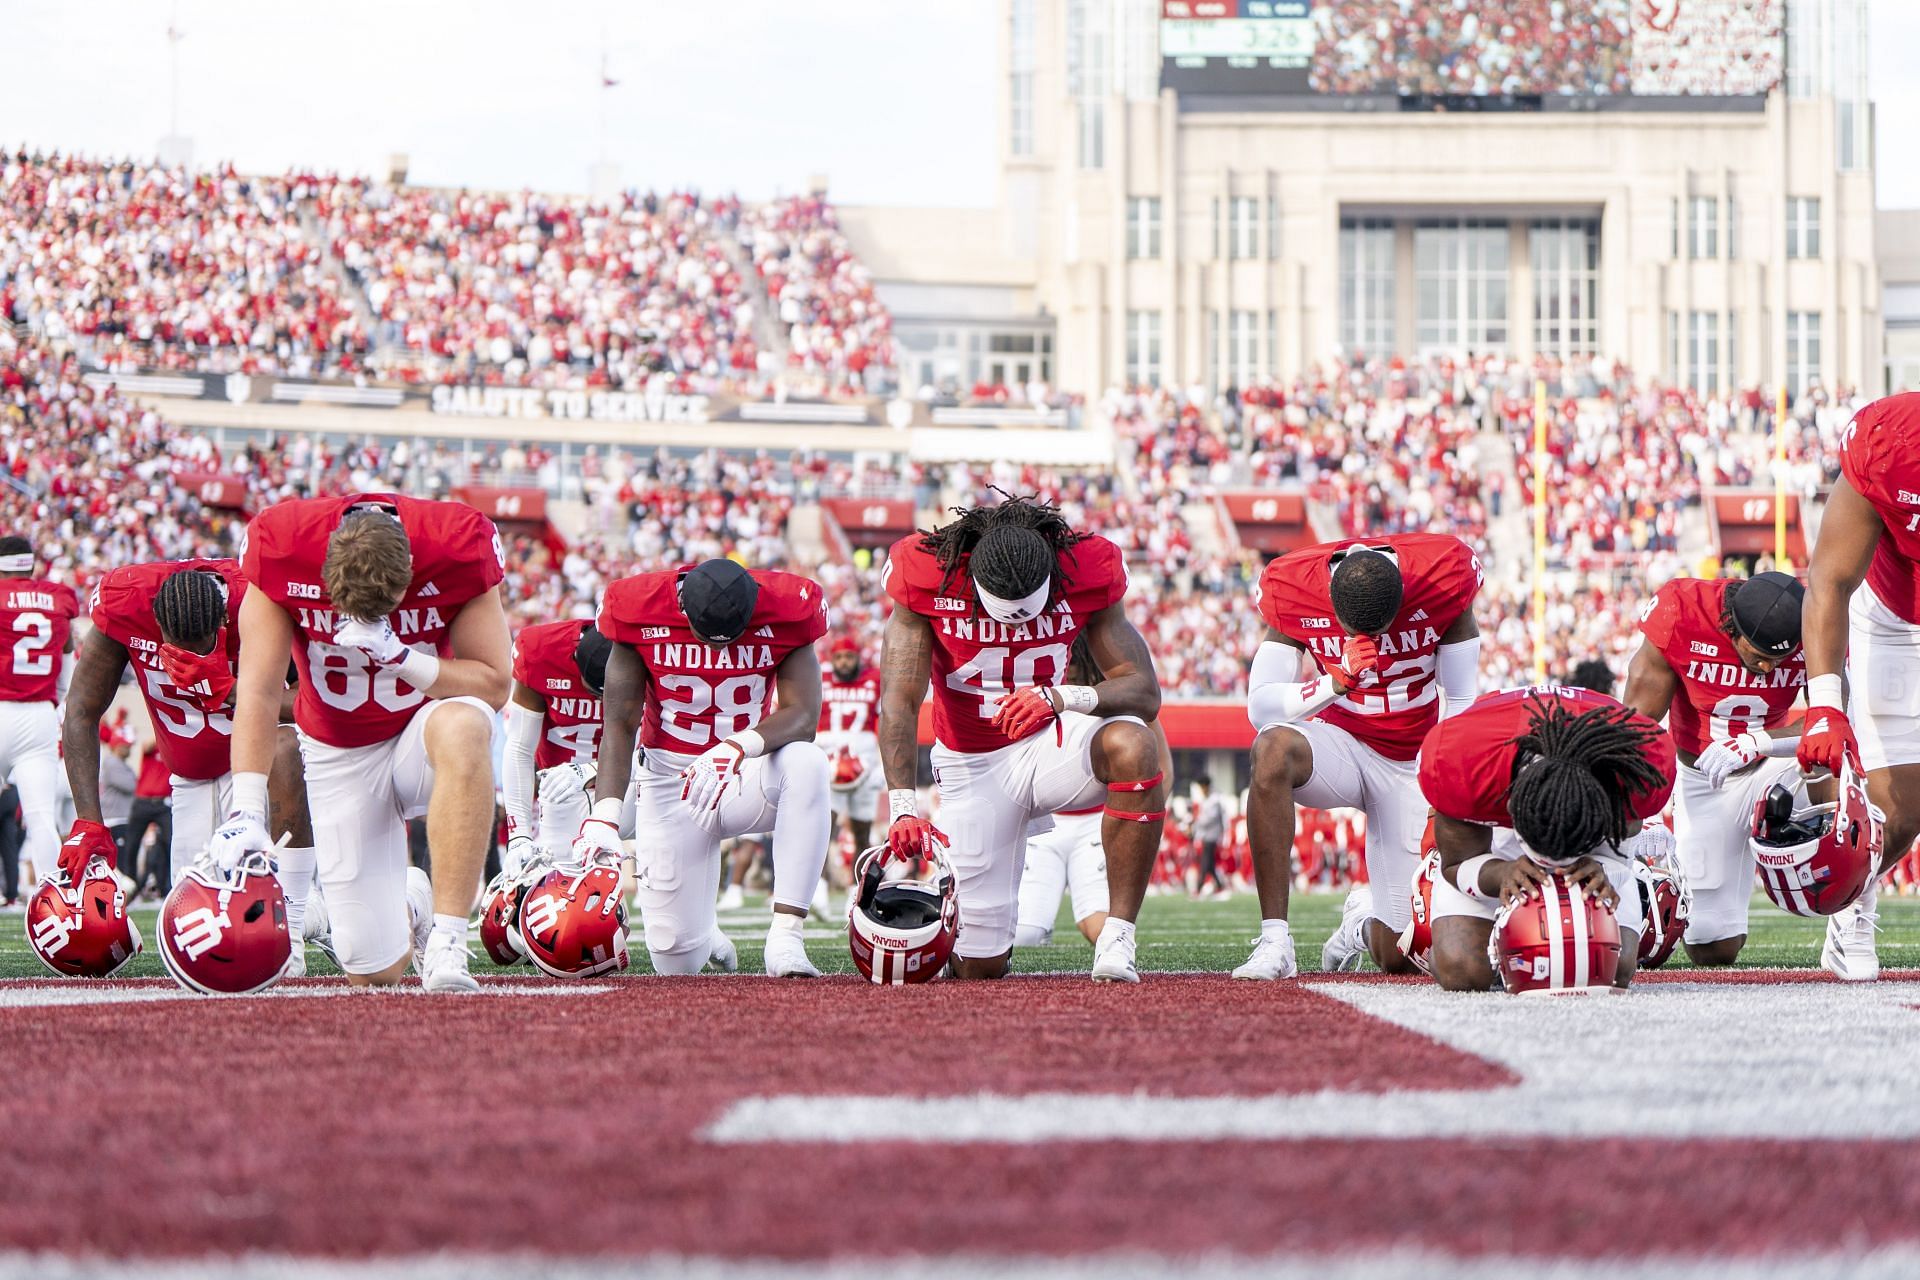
left=0, top=973, right=1913, bottom=1263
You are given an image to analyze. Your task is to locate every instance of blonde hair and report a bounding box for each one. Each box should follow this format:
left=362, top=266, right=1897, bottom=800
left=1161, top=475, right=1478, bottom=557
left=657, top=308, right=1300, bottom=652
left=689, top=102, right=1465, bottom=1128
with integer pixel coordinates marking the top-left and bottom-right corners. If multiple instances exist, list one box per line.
left=322, top=511, right=413, bottom=621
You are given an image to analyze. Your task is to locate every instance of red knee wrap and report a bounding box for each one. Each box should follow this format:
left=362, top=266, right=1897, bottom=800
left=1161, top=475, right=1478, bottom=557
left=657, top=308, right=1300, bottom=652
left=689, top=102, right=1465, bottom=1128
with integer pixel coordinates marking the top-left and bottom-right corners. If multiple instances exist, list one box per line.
left=1104, top=805, right=1167, bottom=825
left=1108, top=771, right=1164, bottom=795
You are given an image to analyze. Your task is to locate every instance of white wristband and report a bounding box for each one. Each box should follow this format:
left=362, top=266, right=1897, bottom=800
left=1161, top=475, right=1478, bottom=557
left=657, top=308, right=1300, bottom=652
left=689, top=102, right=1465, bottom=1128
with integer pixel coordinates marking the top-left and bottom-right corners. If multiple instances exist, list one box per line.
left=394, top=646, right=442, bottom=692
left=888, top=788, right=919, bottom=823
left=1053, top=685, right=1098, bottom=715
left=589, top=796, right=623, bottom=826
left=1807, top=673, right=1844, bottom=710
left=1453, top=853, right=1500, bottom=903
left=731, top=729, right=767, bottom=759
left=230, top=771, right=269, bottom=820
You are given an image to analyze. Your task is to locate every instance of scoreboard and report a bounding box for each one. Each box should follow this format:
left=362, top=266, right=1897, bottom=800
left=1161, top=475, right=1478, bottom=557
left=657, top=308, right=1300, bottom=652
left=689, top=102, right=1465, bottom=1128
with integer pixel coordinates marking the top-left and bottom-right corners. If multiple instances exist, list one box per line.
left=1159, top=0, right=1313, bottom=95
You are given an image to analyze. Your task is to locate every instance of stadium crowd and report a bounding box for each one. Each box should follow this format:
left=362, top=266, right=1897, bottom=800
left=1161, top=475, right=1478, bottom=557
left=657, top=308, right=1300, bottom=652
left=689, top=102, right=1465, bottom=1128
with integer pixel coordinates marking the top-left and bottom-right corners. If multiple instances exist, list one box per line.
left=1309, top=0, right=1633, bottom=97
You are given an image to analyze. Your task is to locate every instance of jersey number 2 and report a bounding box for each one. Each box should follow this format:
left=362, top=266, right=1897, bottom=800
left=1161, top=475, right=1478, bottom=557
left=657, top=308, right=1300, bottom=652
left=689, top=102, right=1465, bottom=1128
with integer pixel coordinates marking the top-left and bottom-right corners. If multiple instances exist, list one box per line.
left=10, top=612, right=53, bottom=677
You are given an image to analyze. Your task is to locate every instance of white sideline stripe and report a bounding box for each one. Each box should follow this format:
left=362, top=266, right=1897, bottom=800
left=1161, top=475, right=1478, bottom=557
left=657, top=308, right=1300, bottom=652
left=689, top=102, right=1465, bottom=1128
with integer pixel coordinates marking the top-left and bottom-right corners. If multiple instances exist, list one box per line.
left=4, top=1249, right=1919, bottom=1280
left=0, top=982, right=613, bottom=1007
left=705, top=980, right=1920, bottom=1143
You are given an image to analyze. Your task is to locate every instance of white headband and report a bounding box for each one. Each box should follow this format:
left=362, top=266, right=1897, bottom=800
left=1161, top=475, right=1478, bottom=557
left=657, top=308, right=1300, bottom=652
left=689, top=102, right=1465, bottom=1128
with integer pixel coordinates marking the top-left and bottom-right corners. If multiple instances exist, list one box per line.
left=0, top=553, right=34, bottom=573
left=976, top=578, right=1050, bottom=624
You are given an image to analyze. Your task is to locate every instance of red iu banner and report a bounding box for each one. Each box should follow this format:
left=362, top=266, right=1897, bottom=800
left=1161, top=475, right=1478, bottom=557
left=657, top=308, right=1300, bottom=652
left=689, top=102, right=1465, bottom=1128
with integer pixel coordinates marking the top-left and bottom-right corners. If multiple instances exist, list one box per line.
left=452, top=487, right=548, bottom=523
left=174, top=472, right=250, bottom=511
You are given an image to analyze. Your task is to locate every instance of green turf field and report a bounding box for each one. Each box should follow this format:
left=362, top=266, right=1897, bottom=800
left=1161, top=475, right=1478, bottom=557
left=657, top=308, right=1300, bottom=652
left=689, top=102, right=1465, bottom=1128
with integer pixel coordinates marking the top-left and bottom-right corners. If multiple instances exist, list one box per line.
left=2, top=889, right=1914, bottom=980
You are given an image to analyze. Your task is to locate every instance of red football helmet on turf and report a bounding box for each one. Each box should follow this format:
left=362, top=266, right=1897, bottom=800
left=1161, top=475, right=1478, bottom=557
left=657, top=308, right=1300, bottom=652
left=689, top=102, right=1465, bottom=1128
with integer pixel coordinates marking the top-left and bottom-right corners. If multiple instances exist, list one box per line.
left=1396, top=826, right=1441, bottom=976
left=514, top=861, right=629, bottom=978
left=1748, top=753, right=1882, bottom=918
left=27, top=858, right=142, bottom=978
left=848, top=845, right=959, bottom=984
left=1634, top=861, right=1690, bottom=968
left=158, top=853, right=293, bottom=995
left=830, top=747, right=865, bottom=794
left=1488, top=872, right=1621, bottom=995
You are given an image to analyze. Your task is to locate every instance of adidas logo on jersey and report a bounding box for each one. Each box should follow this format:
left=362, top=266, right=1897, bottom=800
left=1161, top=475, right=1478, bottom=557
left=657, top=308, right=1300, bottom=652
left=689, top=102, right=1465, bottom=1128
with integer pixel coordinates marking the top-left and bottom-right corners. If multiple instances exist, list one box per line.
left=755, top=625, right=775, bottom=638
left=1407, top=608, right=1429, bottom=622
left=417, top=581, right=441, bottom=598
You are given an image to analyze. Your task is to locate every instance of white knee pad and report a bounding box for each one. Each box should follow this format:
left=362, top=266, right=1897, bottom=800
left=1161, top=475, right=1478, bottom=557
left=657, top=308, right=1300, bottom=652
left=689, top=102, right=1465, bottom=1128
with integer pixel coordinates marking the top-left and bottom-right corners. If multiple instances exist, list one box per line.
left=1013, top=922, right=1053, bottom=949
left=649, top=945, right=711, bottom=976
left=772, top=739, right=828, bottom=793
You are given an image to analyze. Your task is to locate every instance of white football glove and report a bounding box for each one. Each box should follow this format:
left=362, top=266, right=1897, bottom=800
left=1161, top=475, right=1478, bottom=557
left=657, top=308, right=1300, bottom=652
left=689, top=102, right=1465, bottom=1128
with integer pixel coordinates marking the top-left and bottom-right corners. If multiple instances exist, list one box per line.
left=538, top=762, right=594, bottom=810
left=503, top=834, right=538, bottom=878
left=680, top=739, right=747, bottom=814
left=571, top=798, right=624, bottom=865
left=333, top=616, right=404, bottom=665
left=1695, top=731, right=1768, bottom=790
left=208, top=810, right=272, bottom=872
left=1620, top=823, right=1677, bottom=870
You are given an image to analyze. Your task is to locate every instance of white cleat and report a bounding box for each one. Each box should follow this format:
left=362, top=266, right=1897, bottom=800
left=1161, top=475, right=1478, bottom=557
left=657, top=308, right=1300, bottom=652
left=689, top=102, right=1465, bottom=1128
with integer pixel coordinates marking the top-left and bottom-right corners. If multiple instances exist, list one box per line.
left=282, top=945, right=306, bottom=980
left=709, top=930, right=740, bottom=974
left=1822, top=885, right=1881, bottom=982
left=764, top=924, right=820, bottom=977
left=1320, top=887, right=1373, bottom=973
left=1090, top=924, right=1140, bottom=984
left=303, top=891, right=336, bottom=968
left=406, top=866, right=434, bottom=971
left=420, top=932, right=480, bottom=994
left=718, top=883, right=746, bottom=911
left=1232, top=931, right=1298, bottom=980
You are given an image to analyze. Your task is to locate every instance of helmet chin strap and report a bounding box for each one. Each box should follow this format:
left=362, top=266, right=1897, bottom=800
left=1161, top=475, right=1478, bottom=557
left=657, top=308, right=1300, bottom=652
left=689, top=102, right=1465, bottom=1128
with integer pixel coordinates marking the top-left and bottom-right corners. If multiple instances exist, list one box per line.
left=976, top=578, right=1050, bottom=624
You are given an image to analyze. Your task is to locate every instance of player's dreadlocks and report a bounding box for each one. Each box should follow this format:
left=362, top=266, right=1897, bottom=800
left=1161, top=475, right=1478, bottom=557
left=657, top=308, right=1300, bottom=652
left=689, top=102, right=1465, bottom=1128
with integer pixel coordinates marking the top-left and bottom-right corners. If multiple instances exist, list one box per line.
left=1507, top=695, right=1669, bottom=863
left=1328, top=549, right=1403, bottom=635
left=920, top=488, right=1086, bottom=599
left=153, top=569, right=228, bottom=647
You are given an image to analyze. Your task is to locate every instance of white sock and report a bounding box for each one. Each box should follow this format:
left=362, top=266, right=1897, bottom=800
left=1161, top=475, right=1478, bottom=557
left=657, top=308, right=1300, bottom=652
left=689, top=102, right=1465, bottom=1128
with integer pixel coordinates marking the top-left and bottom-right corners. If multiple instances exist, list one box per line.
left=768, top=911, right=805, bottom=938
left=278, top=846, right=316, bottom=938
left=431, top=913, right=469, bottom=947
left=1260, top=918, right=1292, bottom=943
left=1098, top=917, right=1135, bottom=945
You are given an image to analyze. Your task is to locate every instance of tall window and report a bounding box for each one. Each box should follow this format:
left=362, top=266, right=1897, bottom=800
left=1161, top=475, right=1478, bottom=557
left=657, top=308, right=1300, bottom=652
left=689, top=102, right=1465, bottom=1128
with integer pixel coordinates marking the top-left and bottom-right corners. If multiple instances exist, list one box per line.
left=1069, top=0, right=1110, bottom=169
left=1686, top=311, right=1722, bottom=395
left=1689, top=196, right=1719, bottom=259
left=1127, top=197, right=1161, bottom=260
left=1340, top=217, right=1395, bottom=357
left=1787, top=0, right=1825, bottom=98
left=1227, top=310, right=1260, bottom=388
left=1787, top=311, right=1822, bottom=395
left=1787, top=196, right=1822, bottom=258
left=1126, top=310, right=1162, bottom=388
left=1531, top=218, right=1600, bottom=361
left=1228, top=197, right=1259, bottom=260
left=1415, top=219, right=1508, bottom=353
left=1009, top=0, right=1035, bottom=157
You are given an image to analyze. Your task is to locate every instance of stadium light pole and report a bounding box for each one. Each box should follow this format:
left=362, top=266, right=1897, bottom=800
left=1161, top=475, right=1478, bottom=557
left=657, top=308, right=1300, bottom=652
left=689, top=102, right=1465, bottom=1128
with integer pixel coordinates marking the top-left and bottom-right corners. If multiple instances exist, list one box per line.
left=1532, top=379, right=1547, bottom=684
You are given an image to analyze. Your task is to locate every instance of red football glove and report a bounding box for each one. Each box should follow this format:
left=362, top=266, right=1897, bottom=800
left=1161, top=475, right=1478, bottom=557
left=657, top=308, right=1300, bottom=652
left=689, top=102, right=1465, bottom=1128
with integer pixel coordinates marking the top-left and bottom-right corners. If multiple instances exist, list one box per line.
left=59, top=819, right=117, bottom=883
left=991, top=686, right=1058, bottom=742
left=1797, top=707, right=1856, bottom=777
left=1331, top=634, right=1381, bottom=691
left=886, top=814, right=949, bottom=864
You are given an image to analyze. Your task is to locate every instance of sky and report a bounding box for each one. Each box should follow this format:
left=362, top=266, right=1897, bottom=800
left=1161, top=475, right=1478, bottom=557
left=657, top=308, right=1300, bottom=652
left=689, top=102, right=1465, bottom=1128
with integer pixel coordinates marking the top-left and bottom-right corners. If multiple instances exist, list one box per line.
left=3, top=0, right=1917, bottom=208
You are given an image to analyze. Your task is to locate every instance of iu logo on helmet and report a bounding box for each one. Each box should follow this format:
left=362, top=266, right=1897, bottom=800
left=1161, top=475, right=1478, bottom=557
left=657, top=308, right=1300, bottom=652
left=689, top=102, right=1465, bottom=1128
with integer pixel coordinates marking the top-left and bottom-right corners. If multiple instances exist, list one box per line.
left=171, top=904, right=233, bottom=962
left=521, top=892, right=565, bottom=939
left=31, top=912, right=74, bottom=957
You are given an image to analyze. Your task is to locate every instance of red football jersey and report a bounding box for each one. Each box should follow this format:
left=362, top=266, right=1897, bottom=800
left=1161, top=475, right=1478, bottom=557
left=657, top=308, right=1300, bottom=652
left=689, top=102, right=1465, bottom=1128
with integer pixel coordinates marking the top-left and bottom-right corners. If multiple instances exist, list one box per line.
left=1258, top=533, right=1482, bottom=761
left=819, top=665, right=882, bottom=736
left=1418, top=686, right=1676, bottom=827
left=89, top=559, right=246, bottom=781
left=1636, top=577, right=1806, bottom=757
left=1840, top=393, right=1920, bottom=624
left=597, top=567, right=829, bottom=755
left=240, top=494, right=506, bottom=748
left=0, top=576, right=80, bottom=703
left=512, top=618, right=603, bottom=770
left=883, top=533, right=1129, bottom=755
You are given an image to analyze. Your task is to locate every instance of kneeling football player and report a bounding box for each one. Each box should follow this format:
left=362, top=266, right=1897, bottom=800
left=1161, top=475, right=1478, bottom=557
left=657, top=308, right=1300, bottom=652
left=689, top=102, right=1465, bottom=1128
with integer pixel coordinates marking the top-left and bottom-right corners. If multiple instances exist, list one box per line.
left=501, top=618, right=628, bottom=873
left=878, top=494, right=1166, bottom=983
left=579, top=559, right=831, bottom=977
left=1418, top=687, right=1677, bottom=991
left=60, top=560, right=325, bottom=971
left=227, top=496, right=512, bottom=993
